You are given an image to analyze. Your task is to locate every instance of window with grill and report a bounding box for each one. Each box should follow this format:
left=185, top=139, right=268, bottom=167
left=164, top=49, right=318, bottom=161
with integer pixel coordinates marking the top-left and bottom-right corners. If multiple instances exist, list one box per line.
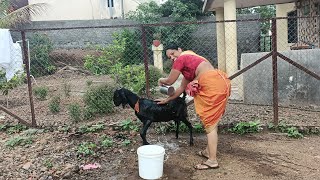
left=288, top=10, right=298, bottom=43
left=107, top=0, right=114, bottom=7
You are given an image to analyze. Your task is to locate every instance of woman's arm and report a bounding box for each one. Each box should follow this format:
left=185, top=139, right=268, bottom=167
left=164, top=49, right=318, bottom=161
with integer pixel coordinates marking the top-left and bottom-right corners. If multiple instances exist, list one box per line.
left=157, top=77, right=189, bottom=104
left=158, top=69, right=181, bottom=86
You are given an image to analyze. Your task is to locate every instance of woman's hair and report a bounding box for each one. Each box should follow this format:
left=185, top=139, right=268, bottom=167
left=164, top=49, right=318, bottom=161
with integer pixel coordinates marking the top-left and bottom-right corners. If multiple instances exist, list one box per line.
left=164, top=43, right=182, bottom=51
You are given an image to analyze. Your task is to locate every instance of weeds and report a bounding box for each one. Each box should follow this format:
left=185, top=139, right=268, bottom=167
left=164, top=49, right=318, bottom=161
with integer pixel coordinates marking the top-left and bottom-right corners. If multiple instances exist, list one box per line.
left=68, top=103, right=82, bottom=122
left=78, top=123, right=105, bottom=134
left=77, top=142, right=97, bottom=156
left=268, top=121, right=303, bottom=138
left=229, top=121, right=261, bottom=135
left=100, top=135, right=113, bottom=148
left=63, top=83, right=71, bottom=97
left=120, top=119, right=139, bottom=132
left=44, top=159, right=53, bottom=169
left=122, top=139, right=131, bottom=146
left=49, top=96, right=61, bottom=113
left=194, top=123, right=205, bottom=133
left=33, top=86, right=48, bottom=100
left=6, top=124, right=28, bottom=134
left=5, top=136, right=33, bottom=148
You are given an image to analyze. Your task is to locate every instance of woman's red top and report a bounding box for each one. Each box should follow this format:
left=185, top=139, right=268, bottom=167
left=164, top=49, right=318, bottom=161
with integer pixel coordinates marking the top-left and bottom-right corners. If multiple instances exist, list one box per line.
left=172, top=52, right=206, bottom=81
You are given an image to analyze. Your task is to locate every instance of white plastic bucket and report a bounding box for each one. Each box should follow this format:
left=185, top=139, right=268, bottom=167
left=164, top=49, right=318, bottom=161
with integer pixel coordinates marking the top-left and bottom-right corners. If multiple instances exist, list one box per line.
left=137, top=145, right=165, bottom=180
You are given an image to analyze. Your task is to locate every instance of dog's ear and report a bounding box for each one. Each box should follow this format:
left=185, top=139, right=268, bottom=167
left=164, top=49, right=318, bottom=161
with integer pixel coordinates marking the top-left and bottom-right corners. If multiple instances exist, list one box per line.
left=120, top=89, right=128, bottom=108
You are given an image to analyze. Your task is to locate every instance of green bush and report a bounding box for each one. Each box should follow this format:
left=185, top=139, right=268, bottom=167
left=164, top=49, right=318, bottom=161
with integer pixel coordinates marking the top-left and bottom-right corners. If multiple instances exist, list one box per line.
left=0, top=70, right=25, bottom=95
left=29, top=33, right=55, bottom=77
left=68, top=103, right=82, bottom=122
left=84, top=33, right=126, bottom=75
left=163, top=59, right=172, bottom=74
left=110, top=63, right=163, bottom=95
left=49, top=96, right=60, bottom=113
left=148, top=65, right=163, bottom=91
left=229, top=121, right=261, bottom=135
left=114, top=29, right=143, bottom=65
left=33, top=86, right=48, bottom=100
left=83, top=84, right=115, bottom=118
left=5, top=136, right=33, bottom=148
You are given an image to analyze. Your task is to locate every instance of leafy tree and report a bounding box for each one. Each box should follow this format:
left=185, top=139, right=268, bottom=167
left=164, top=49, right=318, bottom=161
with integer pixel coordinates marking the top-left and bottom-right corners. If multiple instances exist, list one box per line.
left=160, top=0, right=207, bottom=18
left=237, top=5, right=276, bottom=35
left=0, top=0, right=47, bottom=28
left=126, top=0, right=206, bottom=56
left=126, top=1, right=162, bottom=24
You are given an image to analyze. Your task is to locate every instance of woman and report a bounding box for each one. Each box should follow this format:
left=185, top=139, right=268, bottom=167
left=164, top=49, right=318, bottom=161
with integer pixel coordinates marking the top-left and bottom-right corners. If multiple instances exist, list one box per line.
left=157, top=44, right=231, bottom=170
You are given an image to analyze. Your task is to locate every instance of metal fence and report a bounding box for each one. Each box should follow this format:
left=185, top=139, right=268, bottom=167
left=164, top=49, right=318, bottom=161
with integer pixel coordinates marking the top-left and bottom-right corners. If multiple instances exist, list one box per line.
left=3, top=16, right=320, bottom=128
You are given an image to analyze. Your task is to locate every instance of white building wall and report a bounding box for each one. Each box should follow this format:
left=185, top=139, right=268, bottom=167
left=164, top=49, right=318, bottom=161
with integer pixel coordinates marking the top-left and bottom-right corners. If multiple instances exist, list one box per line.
left=29, top=0, right=162, bottom=21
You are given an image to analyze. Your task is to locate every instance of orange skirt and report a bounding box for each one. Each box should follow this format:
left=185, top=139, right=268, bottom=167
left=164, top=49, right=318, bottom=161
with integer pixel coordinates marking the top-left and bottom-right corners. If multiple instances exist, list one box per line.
left=193, top=70, right=231, bottom=134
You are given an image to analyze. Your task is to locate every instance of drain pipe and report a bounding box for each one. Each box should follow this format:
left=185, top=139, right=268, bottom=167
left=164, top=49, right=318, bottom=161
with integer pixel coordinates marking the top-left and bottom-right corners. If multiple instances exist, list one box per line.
left=120, top=0, right=124, bottom=19
left=108, top=0, right=113, bottom=18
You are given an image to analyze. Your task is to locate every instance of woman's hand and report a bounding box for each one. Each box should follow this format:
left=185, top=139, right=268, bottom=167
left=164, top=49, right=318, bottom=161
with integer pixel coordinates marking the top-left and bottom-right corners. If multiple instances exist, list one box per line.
left=158, top=78, right=166, bottom=86
left=154, top=98, right=169, bottom=105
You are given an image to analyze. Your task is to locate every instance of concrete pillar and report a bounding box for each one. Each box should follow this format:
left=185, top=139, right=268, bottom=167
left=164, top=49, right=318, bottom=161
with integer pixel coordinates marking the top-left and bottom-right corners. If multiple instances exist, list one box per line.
left=276, top=3, right=295, bottom=51
left=224, top=0, right=243, bottom=100
left=152, top=44, right=164, bottom=72
left=216, top=7, right=226, bottom=72
left=224, top=0, right=238, bottom=75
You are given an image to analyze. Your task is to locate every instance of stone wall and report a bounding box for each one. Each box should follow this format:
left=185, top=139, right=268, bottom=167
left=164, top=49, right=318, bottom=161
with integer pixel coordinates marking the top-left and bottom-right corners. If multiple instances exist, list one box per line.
left=11, top=15, right=261, bottom=67
left=241, top=49, right=320, bottom=106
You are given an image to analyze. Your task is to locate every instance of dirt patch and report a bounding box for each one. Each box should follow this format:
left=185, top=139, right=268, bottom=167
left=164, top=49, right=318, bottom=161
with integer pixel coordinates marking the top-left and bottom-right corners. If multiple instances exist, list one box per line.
left=0, top=71, right=319, bottom=180
left=50, top=49, right=102, bottom=67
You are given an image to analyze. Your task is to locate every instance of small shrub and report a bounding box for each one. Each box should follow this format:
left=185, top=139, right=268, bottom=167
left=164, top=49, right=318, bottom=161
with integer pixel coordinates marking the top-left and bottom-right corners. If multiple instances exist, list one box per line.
left=68, top=103, right=82, bottom=122
left=83, top=84, right=115, bottom=118
left=163, top=59, right=172, bottom=74
left=49, top=96, right=60, bottom=113
left=84, top=32, right=126, bottom=75
left=77, top=142, right=96, bottom=156
left=194, top=123, right=205, bottom=133
left=100, top=135, right=113, bottom=148
left=5, top=136, right=33, bottom=148
left=33, top=86, right=48, bottom=100
left=6, top=124, right=28, bottom=134
left=122, top=139, right=131, bottom=146
left=110, top=63, right=163, bottom=95
left=44, top=159, right=53, bottom=169
left=229, top=121, right=261, bottom=135
left=63, top=83, right=71, bottom=97
left=274, top=121, right=303, bottom=138
left=29, top=33, right=55, bottom=77
left=120, top=119, right=139, bottom=132
left=78, top=123, right=105, bottom=134
left=286, top=127, right=303, bottom=138
left=0, top=70, right=25, bottom=96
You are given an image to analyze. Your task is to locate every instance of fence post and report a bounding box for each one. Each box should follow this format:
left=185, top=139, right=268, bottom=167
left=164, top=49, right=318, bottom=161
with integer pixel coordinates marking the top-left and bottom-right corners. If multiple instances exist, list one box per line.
left=21, top=31, right=37, bottom=127
left=141, top=25, right=150, bottom=97
left=271, top=18, right=279, bottom=126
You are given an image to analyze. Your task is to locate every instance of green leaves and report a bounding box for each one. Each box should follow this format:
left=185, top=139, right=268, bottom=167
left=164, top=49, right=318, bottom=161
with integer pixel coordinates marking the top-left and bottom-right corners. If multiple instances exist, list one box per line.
left=0, top=1, right=47, bottom=28
left=0, top=70, right=25, bottom=96
left=229, top=121, right=261, bottom=135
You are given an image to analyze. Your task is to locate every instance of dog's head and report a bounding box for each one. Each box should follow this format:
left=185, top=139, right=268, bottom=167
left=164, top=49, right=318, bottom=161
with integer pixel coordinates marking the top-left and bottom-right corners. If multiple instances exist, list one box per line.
left=113, top=88, right=128, bottom=108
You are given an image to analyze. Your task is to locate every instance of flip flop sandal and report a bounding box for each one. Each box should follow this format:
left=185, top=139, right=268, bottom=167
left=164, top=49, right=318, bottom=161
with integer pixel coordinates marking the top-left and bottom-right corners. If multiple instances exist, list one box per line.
left=197, top=150, right=209, bottom=159
left=194, top=162, right=219, bottom=170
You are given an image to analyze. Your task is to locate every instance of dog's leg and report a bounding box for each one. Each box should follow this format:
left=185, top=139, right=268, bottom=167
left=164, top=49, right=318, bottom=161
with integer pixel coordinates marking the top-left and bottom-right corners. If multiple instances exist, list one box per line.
left=182, top=118, right=194, bottom=146
left=140, top=120, right=152, bottom=145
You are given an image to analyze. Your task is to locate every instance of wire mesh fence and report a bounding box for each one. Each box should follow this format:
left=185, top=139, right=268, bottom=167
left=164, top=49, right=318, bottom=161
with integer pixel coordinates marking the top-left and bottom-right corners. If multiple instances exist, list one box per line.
left=2, top=16, right=320, bottom=128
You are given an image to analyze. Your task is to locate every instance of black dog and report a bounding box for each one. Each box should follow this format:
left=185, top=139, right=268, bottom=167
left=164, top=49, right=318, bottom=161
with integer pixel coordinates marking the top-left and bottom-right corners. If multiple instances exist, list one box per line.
left=113, top=88, right=193, bottom=146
